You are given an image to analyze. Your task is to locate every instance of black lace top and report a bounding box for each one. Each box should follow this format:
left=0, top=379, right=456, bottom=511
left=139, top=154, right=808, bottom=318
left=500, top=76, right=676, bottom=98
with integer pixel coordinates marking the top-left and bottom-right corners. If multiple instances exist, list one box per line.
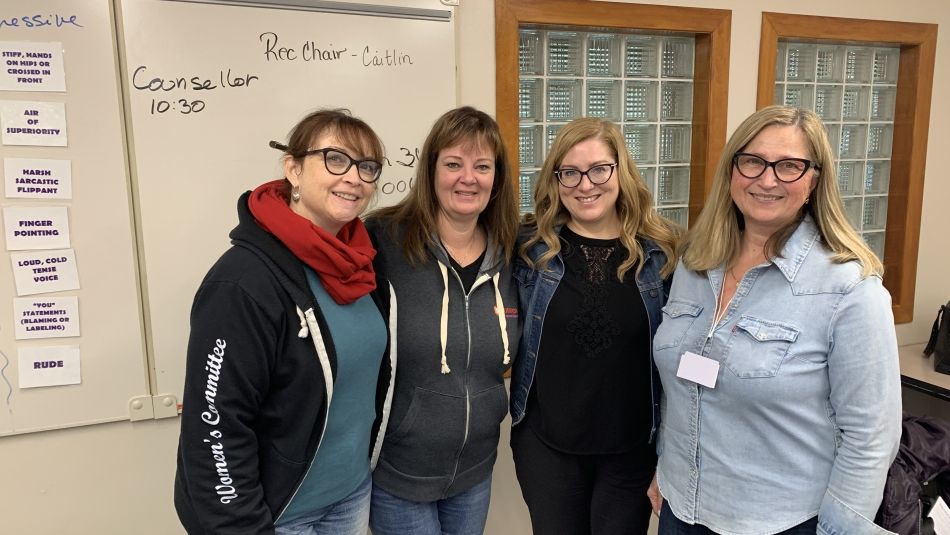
left=525, top=225, right=653, bottom=453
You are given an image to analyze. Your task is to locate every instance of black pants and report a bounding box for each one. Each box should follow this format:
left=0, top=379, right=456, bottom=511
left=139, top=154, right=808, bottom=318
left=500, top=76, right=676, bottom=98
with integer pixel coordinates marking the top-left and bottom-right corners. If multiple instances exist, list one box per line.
left=511, top=423, right=656, bottom=535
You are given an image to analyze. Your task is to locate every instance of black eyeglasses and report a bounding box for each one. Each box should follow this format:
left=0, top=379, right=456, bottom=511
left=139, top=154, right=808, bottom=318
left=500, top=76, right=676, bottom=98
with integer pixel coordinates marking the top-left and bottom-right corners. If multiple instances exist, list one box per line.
left=554, top=163, right=617, bottom=188
left=270, top=141, right=382, bottom=183
left=732, top=153, right=820, bottom=183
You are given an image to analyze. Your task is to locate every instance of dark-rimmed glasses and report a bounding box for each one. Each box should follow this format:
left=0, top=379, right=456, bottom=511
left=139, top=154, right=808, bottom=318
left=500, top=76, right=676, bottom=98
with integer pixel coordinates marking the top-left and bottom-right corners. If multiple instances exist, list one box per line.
left=554, top=163, right=617, bottom=188
left=303, top=147, right=383, bottom=183
left=732, top=153, right=820, bottom=183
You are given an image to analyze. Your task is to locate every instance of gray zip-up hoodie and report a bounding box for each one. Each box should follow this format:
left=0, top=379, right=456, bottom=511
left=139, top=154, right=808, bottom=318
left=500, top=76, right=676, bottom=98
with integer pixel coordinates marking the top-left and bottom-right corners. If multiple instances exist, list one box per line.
left=365, top=218, right=520, bottom=502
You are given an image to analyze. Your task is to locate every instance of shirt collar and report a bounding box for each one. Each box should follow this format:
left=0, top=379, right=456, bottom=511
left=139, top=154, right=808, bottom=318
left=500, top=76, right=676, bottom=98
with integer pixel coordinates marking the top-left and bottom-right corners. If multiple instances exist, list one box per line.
left=770, top=214, right=820, bottom=282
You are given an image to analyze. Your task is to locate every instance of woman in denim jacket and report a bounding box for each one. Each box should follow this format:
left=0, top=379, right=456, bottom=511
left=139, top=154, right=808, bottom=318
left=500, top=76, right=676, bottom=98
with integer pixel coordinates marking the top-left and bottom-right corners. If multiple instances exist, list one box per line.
left=510, top=117, right=680, bottom=534
left=647, top=105, right=901, bottom=535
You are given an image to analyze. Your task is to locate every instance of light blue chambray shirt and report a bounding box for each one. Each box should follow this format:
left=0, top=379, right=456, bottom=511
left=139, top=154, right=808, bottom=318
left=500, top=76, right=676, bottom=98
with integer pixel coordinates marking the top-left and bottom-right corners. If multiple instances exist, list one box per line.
left=654, top=215, right=901, bottom=535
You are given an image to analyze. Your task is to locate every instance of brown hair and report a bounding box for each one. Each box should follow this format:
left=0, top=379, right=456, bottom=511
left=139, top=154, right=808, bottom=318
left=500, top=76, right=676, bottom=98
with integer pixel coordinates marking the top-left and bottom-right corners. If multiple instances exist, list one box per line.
left=274, top=108, right=384, bottom=198
left=370, top=106, right=519, bottom=263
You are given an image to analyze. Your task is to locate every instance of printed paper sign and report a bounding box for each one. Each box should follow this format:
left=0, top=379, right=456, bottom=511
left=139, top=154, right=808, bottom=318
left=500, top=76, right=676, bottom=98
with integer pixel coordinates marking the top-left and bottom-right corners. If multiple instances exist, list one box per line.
left=13, top=296, right=80, bottom=339
left=17, top=345, right=80, bottom=388
left=0, top=41, right=66, bottom=92
left=4, top=158, right=71, bottom=199
left=10, top=248, right=79, bottom=296
left=0, top=100, right=67, bottom=146
left=3, top=206, right=69, bottom=250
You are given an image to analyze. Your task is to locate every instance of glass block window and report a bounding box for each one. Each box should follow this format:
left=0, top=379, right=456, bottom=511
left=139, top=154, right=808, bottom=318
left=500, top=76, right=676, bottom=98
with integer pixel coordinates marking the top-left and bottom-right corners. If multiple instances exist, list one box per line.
left=775, top=41, right=899, bottom=260
left=518, top=27, right=695, bottom=227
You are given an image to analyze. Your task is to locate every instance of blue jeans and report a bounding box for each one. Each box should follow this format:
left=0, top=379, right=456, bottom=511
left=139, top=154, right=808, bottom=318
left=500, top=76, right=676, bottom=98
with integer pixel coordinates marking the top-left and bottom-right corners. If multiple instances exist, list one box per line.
left=369, top=476, right=492, bottom=535
left=658, top=501, right=818, bottom=535
left=275, top=473, right=371, bottom=535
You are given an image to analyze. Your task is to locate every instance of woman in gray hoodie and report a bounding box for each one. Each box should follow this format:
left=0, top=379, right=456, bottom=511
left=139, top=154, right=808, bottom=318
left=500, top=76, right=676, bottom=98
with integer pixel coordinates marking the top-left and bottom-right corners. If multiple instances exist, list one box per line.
left=364, top=106, right=521, bottom=535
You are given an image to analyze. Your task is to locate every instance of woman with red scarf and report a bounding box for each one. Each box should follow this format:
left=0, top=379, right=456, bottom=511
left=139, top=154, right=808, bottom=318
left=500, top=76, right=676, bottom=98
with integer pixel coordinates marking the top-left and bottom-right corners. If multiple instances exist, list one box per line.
left=174, top=109, right=393, bottom=535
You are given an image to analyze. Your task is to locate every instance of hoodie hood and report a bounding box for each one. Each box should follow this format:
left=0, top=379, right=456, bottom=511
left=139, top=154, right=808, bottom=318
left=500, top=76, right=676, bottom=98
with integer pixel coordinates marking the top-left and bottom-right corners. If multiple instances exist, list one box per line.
left=230, top=191, right=316, bottom=312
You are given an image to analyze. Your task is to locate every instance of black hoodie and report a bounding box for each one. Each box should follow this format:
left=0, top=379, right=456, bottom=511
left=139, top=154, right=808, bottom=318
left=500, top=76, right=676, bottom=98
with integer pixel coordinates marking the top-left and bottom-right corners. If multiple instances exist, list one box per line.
left=174, top=191, right=393, bottom=534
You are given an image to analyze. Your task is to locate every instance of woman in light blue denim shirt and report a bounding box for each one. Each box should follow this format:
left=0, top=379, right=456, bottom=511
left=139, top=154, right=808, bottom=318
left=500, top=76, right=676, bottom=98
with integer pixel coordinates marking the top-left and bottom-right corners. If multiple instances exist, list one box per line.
left=647, top=106, right=901, bottom=535
left=511, top=118, right=680, bottom=534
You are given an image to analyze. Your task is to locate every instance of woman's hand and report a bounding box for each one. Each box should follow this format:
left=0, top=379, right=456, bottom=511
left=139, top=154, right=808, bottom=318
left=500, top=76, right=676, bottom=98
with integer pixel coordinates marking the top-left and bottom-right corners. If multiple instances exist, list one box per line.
left=647, top=473, right=663, bottom=517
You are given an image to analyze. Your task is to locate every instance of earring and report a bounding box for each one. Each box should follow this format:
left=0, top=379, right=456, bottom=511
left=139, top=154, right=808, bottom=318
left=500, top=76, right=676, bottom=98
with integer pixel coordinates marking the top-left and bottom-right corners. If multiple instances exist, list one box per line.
left=804, top=197, right=810, bottom=204
left=291, top=186, right=301, bottom=202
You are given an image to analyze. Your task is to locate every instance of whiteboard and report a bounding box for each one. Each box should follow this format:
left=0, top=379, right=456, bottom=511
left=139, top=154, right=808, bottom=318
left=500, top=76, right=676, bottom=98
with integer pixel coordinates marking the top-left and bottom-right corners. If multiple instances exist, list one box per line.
left=0, top=0, right=148, bottom=434
left=116, top=0, right=457, bottom=401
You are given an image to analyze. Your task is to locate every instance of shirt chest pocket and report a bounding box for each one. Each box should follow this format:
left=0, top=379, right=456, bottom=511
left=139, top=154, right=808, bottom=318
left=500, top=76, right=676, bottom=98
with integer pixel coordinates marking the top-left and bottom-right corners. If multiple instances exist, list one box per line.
left=724, top=315, right=799, bottom=378
left=515, top=258, right=549, bottom=292
left=654, top=299, right=704, bottom=351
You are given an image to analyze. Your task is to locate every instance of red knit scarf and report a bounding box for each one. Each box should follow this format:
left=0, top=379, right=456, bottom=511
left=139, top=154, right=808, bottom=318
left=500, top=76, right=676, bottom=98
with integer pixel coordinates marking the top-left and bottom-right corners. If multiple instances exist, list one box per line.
left=247, top=180, right=376, bottom=305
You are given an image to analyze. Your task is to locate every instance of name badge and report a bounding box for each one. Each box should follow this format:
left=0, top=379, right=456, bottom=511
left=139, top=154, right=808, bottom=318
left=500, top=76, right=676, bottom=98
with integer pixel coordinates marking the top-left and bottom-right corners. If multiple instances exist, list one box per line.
left=676, top=351, right=720, bottom=388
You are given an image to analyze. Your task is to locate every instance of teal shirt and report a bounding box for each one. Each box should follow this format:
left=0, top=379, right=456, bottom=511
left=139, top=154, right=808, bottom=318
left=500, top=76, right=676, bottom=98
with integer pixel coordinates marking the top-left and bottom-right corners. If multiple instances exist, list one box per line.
left=276, top=269, right=386, bottom=525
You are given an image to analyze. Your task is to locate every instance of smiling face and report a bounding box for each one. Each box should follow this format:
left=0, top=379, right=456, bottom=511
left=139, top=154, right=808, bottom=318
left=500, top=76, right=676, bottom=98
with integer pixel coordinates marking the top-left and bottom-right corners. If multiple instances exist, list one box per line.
left=557, top=137, right=620, bottom=238
left=284, top=132, right=375, bottom=235
left=730, top=124, right=819, bottom=238
left=434, top=140, right=495, bottom=226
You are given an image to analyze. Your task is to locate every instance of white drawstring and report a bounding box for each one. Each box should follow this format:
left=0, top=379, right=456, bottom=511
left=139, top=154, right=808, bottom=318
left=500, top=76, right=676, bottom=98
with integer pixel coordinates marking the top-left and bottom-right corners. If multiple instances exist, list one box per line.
left=492, top=272, right=510, bottom=365
left=438, top=262, right=451, bottom=374
left=295, top=306, right=309, bottom=338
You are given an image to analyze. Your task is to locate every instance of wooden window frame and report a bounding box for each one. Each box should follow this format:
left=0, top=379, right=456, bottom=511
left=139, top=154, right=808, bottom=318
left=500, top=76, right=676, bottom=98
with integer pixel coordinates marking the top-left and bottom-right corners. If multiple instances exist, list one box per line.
left=757, top=13, right=937, bottom=323
left=495, top=0, right=731, bottom=224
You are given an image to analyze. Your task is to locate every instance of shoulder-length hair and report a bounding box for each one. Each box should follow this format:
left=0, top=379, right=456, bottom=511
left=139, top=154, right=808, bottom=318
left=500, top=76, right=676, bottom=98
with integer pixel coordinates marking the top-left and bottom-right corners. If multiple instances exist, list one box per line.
left=521, top=117, right=680, bottom=280
left=682, top=104, right=882, bottom=277
left=369, top=106, right=518, bottom=264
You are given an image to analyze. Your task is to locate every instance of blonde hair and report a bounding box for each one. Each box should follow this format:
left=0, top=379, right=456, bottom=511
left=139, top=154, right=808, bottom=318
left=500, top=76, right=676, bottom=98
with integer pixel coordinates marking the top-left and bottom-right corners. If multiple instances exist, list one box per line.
left=682, top=105, right=882, bottom=277
left=370, top=106, right=519, bottom=264
left=521, top=117, right=680, bottom=280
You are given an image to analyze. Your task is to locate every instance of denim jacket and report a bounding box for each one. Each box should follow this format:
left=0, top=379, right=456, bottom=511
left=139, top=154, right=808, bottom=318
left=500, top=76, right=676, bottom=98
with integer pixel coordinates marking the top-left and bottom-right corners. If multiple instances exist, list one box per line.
left=510, top=224, right=670, bottom=443
left=654, top=215, right=901, bottom=535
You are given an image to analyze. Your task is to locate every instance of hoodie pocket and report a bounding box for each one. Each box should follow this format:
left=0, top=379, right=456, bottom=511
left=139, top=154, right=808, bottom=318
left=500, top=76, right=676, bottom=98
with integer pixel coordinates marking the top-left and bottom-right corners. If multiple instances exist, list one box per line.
left=382, top=387, right=467, bottom=475
left=458, top=384, right=508, bottom=467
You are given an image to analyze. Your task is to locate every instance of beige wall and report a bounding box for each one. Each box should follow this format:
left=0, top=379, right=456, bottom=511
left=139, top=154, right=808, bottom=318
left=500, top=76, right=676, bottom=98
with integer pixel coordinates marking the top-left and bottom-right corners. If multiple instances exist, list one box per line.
left=2, top=1, right=948, bottom=533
